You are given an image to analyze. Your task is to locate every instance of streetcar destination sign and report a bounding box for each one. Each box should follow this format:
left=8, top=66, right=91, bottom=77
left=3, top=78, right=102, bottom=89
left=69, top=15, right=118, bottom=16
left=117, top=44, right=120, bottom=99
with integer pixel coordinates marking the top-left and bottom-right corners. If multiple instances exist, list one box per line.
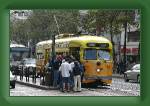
left=99, top=43, right=109, bottom=48
left=87, top=43, right=109, bottom=48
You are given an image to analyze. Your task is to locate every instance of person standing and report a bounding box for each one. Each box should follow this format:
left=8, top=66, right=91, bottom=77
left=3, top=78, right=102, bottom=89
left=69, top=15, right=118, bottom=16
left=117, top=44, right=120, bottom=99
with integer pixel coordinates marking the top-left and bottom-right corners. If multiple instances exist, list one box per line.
left=69, top=58, right=75, bottom=91
left=79, top=62, right=84, bottom=82
left=73, top=61, right=82, bottom=92
left=59, top=58, right=72, bottom=92
left=53, top=56, right=61, bottom=87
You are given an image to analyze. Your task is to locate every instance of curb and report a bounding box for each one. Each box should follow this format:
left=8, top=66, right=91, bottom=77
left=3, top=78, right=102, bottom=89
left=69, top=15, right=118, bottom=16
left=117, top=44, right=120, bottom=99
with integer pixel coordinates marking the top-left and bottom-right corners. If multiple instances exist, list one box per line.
left=16, top=81, right=58, bottom=90
left=112, top=74, right=124, bottom=79
left=16, top=74, right=124, bottom=90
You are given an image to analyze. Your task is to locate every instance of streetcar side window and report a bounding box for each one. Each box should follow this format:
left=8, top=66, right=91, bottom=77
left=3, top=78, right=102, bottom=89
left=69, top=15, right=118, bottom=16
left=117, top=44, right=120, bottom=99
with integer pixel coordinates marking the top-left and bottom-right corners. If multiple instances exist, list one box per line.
left=69, top=47, right=80, bottom=61
left=36, top=53, right=43, bottom=59
left=84, top=49, right=97, bottom=60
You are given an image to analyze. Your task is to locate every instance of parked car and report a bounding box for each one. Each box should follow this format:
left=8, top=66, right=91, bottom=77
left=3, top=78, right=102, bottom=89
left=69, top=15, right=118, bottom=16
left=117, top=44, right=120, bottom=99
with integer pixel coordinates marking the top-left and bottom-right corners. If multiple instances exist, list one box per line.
left=124, top=64, right=140, bottom=83
left=10, top=71, right=16, bottom=89
left=19, top=58, right=36, bottom=75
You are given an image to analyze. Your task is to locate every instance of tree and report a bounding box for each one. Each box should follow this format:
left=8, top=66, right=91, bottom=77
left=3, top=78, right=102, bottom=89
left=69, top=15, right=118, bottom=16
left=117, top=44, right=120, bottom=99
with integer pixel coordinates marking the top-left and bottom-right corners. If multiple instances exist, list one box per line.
left=10, top=9, right=80, bottom=46
left=79, top=9, right=138, bottom=72
left=80, top=10, right=109, bottom=35
left=116, top=10, right=137, bottom=72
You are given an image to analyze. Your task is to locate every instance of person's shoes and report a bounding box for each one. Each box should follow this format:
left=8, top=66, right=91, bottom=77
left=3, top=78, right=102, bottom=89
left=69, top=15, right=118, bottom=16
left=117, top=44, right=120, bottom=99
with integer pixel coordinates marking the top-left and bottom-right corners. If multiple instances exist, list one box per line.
left=62, top=90, right=66, bottom=93
left=62, top=88, right=67, bottom=93
left=73, top=90, right=77, bottom=92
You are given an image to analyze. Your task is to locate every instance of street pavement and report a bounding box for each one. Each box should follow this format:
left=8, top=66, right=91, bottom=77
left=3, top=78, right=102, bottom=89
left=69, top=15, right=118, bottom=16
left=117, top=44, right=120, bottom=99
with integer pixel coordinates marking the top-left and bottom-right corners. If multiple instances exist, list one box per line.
left=10, top=75, right=140, bottom=96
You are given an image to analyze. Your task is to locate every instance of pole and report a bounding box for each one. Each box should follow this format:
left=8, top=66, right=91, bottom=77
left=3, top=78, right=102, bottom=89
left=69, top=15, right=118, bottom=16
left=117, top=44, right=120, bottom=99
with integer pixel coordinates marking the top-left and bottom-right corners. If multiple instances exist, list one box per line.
left=51, top=15, right=58, bottom=64
left=123, top=11, right=127, bottom=72
left=48, top=32, right=56, bottom=86
left=138, top=42, right=140, bottom=62
left=51, top=15, right=60, bottom=87
left=51, top=33, right=56, bottom=64
left=51, top=14, right=60, bottom=66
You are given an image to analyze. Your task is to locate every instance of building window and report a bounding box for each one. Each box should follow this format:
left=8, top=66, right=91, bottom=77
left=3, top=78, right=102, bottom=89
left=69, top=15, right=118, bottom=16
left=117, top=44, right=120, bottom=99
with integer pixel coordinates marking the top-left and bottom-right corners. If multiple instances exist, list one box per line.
left=127, top=31, right=140, bottom=42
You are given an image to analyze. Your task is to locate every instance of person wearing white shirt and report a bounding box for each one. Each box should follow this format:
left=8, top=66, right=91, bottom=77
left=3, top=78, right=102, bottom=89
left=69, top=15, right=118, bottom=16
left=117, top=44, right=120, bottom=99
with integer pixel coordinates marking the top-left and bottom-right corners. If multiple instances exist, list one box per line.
left=70, top=62, right=75, bottom=71
left=59, top=59, right=71, bottom=92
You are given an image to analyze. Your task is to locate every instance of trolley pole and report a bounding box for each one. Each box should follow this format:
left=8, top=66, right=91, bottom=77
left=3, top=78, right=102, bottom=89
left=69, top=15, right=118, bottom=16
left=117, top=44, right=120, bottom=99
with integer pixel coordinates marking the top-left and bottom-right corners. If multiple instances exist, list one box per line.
left=54, top=15, right=60, bottom=35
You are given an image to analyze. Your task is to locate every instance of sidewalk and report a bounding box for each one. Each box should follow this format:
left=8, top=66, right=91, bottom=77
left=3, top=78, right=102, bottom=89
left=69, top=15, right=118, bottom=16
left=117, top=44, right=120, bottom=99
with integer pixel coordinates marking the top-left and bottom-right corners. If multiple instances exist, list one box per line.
left=15, top=74, right=124, bottom=90
left=15, top=76, right=58, bottom=90
left=112, top=73, right=124, bottom=79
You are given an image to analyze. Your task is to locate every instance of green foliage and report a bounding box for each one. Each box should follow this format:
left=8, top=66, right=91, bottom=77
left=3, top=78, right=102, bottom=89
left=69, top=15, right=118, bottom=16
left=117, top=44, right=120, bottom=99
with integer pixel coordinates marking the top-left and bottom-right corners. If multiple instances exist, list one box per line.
left=81, top=9, right=137, bottom=36
left=10, top=9, right=139, bottom=46
left=10, top=9, right=80, bottom=45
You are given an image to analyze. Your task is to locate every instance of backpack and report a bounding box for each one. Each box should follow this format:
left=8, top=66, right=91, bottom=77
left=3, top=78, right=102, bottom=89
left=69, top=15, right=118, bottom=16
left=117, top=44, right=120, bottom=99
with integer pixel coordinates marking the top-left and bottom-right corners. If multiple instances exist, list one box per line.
left=73, top=65, right=81, bottom=76
left=79, top=64, right=84, bottom=72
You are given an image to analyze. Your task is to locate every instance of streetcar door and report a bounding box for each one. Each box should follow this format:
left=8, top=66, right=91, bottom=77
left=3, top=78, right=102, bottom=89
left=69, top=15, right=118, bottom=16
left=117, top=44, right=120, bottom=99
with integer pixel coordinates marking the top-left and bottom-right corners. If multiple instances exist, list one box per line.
left=69, top=47, right=80, bottom=61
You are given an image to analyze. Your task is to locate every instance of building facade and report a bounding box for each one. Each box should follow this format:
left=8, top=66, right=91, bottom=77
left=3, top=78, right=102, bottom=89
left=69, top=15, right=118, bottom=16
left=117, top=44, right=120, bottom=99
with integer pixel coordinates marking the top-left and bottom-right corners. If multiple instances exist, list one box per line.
left=120, top=27, right=140, bottom=64
left=10, top=10, right=32, bottom=21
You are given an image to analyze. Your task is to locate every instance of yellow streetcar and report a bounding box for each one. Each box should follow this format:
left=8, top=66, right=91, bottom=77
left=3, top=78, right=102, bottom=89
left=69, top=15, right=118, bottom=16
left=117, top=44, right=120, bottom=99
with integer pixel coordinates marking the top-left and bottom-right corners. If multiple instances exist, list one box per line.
left=36, top=34, right=113, bottom=86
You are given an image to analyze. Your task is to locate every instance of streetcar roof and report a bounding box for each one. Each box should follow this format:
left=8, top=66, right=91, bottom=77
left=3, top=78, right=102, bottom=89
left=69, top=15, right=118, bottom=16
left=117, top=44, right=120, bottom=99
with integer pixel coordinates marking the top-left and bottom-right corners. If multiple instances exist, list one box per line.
left=10, top=43, right=26, bottom=48
left=36, top=35, right=111, bottom=46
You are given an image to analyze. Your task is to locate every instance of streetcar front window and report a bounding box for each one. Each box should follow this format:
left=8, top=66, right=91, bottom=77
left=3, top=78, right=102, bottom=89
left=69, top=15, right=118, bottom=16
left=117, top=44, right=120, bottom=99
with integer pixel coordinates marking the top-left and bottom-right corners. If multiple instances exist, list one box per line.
left=11, top=52, right=21, bottom=61
left=10, top=51, right=29, bottom=61
left=97, top=50, right=111, bottom=60
left=84, top=49, right=97, bottom=60
left=22, top=52, right=29, bottom=59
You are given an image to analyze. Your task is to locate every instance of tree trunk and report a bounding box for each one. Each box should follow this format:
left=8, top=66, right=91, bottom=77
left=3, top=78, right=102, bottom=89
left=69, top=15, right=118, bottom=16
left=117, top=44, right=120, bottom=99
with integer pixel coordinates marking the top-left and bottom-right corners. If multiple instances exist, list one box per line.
left=110, top=20, right=116, bottom=73
left=96, top=24, right=101, bottom=36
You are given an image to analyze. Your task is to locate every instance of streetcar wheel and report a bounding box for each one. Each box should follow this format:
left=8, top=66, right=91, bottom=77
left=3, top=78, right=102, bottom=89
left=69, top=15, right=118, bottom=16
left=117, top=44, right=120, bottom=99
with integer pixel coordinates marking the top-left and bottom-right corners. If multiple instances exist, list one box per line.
left=81, top=83, right=88, bottom=88
left=81, top=83, right=98, bottom=88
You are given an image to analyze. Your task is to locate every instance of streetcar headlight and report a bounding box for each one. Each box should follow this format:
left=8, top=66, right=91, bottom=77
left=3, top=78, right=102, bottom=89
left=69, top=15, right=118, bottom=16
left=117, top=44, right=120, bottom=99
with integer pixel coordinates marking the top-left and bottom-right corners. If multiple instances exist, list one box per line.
left=97, top=69, right=100, bottom=72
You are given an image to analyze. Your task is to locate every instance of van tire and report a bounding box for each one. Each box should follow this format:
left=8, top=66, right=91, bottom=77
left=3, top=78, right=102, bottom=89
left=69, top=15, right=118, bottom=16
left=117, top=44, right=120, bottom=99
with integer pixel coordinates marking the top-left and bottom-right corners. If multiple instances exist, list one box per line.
left=124, top=74, right=129, bottom=82
left=137, top=75, right=140, bottom=83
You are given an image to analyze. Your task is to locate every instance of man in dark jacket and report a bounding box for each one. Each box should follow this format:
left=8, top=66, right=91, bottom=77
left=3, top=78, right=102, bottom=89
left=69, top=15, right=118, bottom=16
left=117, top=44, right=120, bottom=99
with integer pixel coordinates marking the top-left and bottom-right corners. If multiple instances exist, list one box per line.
left=53, top=57, right=61, bottom=87
left=73, top=61, right=82, bottom=92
